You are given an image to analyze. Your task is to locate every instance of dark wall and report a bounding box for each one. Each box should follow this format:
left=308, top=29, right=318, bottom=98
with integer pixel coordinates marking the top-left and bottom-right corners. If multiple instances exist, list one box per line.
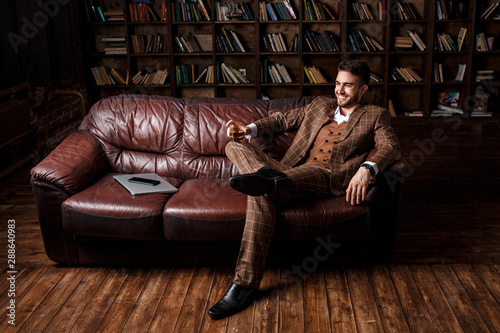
left=0, top=0, right=79, bottom=89
left=1, top=0, right=88, bottom=163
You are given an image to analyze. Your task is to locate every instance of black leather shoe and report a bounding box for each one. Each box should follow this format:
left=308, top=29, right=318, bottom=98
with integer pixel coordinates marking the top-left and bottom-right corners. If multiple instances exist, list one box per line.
left=229, top=166, right=291, bottom=196
left=208, top=282, right=257, bottom=320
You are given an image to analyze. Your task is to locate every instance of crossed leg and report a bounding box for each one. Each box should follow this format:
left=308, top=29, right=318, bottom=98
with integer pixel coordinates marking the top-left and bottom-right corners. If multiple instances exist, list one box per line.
left=226, top=141, right=332, bottom=288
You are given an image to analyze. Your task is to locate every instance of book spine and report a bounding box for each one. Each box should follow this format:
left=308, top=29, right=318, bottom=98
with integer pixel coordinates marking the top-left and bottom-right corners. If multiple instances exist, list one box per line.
left=96, top=6, right=106, bottom=22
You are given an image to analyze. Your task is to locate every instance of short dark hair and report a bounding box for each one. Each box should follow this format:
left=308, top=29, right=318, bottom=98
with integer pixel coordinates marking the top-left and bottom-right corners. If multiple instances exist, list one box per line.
left=338, top=59, right=370, bottom=86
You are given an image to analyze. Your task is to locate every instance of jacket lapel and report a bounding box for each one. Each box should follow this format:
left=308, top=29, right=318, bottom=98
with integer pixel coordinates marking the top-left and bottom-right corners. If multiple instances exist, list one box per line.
left=283, top=97, right=335, bottom=166
left=340, top=104, right=367, bottom=141
left=306, top=101, right=335, bottom=145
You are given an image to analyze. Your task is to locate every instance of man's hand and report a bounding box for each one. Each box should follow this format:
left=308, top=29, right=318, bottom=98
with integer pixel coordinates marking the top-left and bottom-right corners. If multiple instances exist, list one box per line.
left=346, top=167, right=371, bottom=205
left=226, top=120, right=249, bottom=138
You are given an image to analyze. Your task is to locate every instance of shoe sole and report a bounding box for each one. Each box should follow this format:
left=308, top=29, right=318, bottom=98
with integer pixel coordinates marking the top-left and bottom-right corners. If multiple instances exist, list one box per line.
left=229, top=173, right=291, bottom=196
left=229, top=173, right=273, bottom=196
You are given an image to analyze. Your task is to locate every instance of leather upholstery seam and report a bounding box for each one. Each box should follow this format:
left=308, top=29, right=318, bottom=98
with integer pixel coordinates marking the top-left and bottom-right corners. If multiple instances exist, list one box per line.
left=62, top=205, right=163, bottom=219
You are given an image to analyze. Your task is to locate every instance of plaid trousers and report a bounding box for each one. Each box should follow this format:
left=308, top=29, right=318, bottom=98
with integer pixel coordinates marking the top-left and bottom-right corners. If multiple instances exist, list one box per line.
left=226, top=141, right=332, bottom=288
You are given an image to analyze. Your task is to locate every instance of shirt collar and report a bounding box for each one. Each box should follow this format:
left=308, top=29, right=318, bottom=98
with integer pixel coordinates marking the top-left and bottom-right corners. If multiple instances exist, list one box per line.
left=332, top=106, right=350, bottom=125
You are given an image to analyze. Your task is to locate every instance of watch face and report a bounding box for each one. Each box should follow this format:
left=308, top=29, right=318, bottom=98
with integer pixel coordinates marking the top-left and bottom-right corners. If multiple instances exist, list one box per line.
left=362, top=164, right=374, bottom=175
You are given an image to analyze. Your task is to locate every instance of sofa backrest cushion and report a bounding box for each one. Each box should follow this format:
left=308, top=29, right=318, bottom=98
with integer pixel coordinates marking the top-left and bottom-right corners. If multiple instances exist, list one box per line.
left=87, top=94, right=185, bottom=178
left=85, top=94, right=322, bottom=180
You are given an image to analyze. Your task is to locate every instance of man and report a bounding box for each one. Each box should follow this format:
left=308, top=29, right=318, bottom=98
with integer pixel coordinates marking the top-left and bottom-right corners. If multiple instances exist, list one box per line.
left=208, top=59, right=401, bottom=320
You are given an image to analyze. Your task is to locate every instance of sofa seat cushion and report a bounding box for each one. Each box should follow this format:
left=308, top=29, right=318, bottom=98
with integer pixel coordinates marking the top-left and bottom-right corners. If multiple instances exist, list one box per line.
left=62, top=174, right=181, bottom=241
left=163, top=179, right=247, bottom=241
left=277, top=197, right=370, bottom=241
left=164, top=178, right=370, bottom=243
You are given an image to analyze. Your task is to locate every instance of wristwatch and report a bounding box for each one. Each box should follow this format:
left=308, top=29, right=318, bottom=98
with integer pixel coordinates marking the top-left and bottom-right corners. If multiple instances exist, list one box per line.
left=361, top=163, right=375, bottom=176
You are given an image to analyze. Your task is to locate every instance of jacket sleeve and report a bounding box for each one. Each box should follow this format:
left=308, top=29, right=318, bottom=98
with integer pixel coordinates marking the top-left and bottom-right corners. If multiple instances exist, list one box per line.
left=368, top=109, right=401, bottom=173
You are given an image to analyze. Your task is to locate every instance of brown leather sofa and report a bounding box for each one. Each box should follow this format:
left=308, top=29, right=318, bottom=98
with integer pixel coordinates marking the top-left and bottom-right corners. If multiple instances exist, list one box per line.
left=31, top=94, right=405, bottom=266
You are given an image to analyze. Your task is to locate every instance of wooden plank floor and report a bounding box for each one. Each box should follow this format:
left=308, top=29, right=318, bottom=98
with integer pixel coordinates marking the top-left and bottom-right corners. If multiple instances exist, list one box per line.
left=1, top=264, right=500, bottom=332
left=1, top=118, right=500, bottom=332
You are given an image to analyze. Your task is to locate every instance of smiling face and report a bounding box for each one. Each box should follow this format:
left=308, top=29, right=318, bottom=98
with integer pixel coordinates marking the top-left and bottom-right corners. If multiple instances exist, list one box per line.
left=335, top=70, right=368, bottom=113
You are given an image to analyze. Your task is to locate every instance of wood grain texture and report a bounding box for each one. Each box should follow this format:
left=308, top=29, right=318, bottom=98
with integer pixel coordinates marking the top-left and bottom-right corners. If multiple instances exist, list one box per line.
left=346, top=266, right=385, bottom=332
left=432, top=265, right=491, bottom=333
left=252, top=267, right=280, bottom=333
left=409, top=265, right=463, bottom=333
left=121, top=268, right=173, bottom=333
left=1, top=264, right=499, bottom=332
left=324, top=267, right=357, bottom=333
left=451, top=264, right=500, bottom=333
left=147, top=267, right=194, bottom=332
left=42, top=267, right=109, bottom=333
left=303, top=269, right=331, bottom=333
left=388, top=265, right=437, bottom=333
left=368, top=266, right=411, bottom=333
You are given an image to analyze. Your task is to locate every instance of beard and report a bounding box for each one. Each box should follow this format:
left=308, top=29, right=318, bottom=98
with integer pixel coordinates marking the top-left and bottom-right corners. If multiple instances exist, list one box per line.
left=336, top=92, right=361, bottom=108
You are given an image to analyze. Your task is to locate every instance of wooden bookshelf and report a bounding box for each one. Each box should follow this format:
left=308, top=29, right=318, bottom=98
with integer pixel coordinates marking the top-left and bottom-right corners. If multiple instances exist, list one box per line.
left=78, top=0, right=500, bottom=117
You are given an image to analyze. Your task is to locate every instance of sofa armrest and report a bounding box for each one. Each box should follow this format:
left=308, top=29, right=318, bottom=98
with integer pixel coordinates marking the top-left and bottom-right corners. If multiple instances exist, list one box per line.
left=31, top=130, right=108, bottom=195
left=387, top=160, right=406, bottom=176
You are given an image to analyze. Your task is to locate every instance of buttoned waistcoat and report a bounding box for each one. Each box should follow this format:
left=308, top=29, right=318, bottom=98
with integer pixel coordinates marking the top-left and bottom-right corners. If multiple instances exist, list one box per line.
left=253, top=96, right=401, bottom=196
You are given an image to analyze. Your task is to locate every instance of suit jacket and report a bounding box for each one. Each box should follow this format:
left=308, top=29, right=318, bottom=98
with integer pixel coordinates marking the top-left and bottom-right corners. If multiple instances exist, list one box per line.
left=253, top=96, right=401, bottom=195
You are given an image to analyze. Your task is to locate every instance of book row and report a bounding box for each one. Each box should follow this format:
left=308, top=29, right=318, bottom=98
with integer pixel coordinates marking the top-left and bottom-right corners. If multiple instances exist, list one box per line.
left=370, top=73, right=383, bottom=83
left=93, top=64, right=495, bottom=87
left=173, top=35, right=203, bottom=53
left=91, top=66, right=174, bottom=86
left=304, top=66, right=328, bottom=83
left=259, top=0, right=297, bottom=21
left=91, top=66, right=128, bottom=85
left=175, top=64, right=201, bottom=84
left=262, top=33, right=298, bottom=52
left=215, top=1, right=254, bottom=21
left=131, top=34, right=167, bottom=54
left=85, top=0, right=125, bottom=22
left=391, top=67, right=424, bottom=82
left=132, top=69, right=170, bottom=85
left=220, top=63, right=250, bottom=84
left=435, top=0, right=468, bottom=20
left=111, top=29, right=486, bottom=56
left=216, top=29, right=246, bottom=53
left=431, top=91, right=463, bottom=117
left=391, top=1, right=419, bottom=20
left=98, top=36, right=127, bottom=54
left=479, top=2, right=500, bottom=19
left=349, top=1, right=384, bottom=20
left=351, top=1, right=423, bottom=20
left=173, top=0, right=211, bottom=22
left=349, top=29, right=383, bottom=52
left=128, top=2, right=161, bottom=22
left=176, top=62, right=250, bottom=84
left=476, top=33, right=495, bottom=51
left=304, top=31, right=340, bottom=52
left=100, top=30, right=488, bottom=56
left=434, top=28, right=468, bottom=52
left=475, top=69, right=495, bottom=81
left=261, top=60, right=293, bottom=84
left=303, top=1, right=336, bottom=20
left=433, top=63, right=466, bottom=82
left=393, top=31, right=426, bottom=51
left=86, top=0, right=500, bottom=24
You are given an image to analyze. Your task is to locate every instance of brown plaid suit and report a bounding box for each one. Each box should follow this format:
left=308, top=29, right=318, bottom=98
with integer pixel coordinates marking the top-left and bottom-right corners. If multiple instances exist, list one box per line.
left=226, top=96, right=401, bottom=288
